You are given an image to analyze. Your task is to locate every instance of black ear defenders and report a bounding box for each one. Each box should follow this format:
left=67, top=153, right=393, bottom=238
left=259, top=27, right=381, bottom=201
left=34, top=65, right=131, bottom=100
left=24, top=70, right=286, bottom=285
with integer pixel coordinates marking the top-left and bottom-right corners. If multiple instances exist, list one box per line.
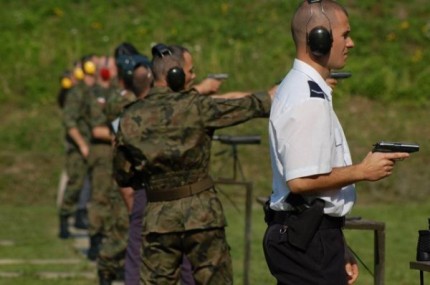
left=151, top=43, right=185, bottom=92
left=166, top=67, right=185, bottom=92
left=306, top=0, right=333, bottom=57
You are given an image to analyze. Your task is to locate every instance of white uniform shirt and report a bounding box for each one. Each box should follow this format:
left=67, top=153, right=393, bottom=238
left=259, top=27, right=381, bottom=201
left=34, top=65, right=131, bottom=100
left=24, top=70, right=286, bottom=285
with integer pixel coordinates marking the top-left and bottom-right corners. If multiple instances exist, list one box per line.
left=269, top=59, right=356, bottom=217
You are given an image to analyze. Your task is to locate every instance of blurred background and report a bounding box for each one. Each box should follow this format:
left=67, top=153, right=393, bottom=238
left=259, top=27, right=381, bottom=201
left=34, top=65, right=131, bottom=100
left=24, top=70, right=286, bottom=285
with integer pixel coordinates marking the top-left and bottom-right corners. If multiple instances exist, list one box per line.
left=0, top=1, right=429, bottom=284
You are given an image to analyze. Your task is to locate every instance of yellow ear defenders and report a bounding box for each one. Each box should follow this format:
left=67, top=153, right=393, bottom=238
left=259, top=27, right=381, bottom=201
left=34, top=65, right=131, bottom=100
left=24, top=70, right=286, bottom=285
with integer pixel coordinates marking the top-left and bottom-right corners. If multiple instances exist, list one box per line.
left=83, top=60, right=96, bottom=75
left=73, top=67, right=84, bottom=80
left=61, top=77, right=73, bottom=89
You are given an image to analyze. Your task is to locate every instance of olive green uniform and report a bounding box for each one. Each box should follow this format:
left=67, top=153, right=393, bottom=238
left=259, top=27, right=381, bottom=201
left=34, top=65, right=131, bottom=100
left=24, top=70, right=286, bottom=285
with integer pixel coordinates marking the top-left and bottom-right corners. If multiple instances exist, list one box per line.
left=60, top=82, right=92, bottom=217
left=114, top=86, right=271, bottom=284
left=90, top=86, right=133, bottom=279
left=105, top=88, right=137, bottom=123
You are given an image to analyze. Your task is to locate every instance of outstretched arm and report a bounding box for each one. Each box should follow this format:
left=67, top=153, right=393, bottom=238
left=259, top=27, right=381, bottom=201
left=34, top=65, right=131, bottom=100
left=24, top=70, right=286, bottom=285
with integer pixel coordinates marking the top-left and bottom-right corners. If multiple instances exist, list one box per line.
left=288, top=151, right=410, bottom=194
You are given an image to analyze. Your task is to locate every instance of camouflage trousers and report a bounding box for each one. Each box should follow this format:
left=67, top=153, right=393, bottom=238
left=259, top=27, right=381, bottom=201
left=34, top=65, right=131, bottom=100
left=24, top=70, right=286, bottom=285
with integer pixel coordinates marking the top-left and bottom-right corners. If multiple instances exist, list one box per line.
left=98, top=188, right=129, bottom=278
left=140, top=227, right=232, bottom=285
left=87, top=144, right=114, bottom=236
left=59, top=149, right=88, bottom=216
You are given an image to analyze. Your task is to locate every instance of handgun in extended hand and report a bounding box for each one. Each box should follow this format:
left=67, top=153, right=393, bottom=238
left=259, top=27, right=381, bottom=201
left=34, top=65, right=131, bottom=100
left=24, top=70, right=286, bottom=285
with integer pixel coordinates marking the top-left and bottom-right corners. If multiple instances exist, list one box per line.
left=212, top=135, right=261, bottom=145
left=207, top=73, right=229, bottom=80
left=329, top=71, right=352, bottom=79
left=372, top=141, right=420, bottom=153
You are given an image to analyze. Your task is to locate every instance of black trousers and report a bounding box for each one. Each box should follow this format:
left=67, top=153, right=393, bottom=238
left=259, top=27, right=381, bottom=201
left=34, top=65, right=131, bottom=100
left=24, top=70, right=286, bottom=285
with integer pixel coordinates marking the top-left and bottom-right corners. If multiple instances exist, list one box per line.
left=263, top=222, right=347, bottom=285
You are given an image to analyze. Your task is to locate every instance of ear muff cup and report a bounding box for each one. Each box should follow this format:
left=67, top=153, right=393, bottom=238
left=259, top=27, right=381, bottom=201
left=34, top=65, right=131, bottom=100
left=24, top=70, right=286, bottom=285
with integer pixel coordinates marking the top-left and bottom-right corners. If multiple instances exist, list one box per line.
left=166, top=67, right=185, bottom=92
left=308, top=26, right=333, bottom=57
left=100, top=68, right=111, bottom=81
left=61, top=77, right=73, bottom=89
left=73, top=67, right=84, bottom=80
left=83, top=61, right=96, bottom=75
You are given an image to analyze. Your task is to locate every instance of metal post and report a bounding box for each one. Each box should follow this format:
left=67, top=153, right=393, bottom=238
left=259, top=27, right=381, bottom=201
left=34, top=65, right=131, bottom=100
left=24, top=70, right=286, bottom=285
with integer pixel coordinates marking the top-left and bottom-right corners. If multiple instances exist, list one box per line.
left=214, top=180, right=253, bottom=285
left=243, top=182, right=253, bottom=285
left=374, top=224, right=385, bottom=285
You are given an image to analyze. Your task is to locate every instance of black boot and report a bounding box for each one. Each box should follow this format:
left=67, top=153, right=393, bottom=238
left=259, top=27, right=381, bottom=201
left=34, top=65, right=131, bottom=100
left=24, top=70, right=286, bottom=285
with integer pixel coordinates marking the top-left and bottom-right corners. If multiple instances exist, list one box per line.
left=98, top=270, right=113, bottom=285
left=87, top=233, right=103, bottom=261
left=58, top=215, right=70, bottom=239
left=74, top=209, right=89, bottom=229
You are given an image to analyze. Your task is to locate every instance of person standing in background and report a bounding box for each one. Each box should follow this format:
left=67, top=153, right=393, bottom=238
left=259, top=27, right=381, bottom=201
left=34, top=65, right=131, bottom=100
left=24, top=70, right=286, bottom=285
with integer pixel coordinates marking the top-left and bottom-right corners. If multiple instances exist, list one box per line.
left=58, top=55, right=98, bottom=239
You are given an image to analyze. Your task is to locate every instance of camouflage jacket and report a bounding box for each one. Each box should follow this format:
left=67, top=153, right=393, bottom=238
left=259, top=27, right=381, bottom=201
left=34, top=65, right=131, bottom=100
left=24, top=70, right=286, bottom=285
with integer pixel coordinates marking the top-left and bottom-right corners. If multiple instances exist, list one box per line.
left=89, top=84, right=119, bottom=130
left=62, top=82, right=93, bottom=150
left=104, top=88, right=136, bottom=124
left=114, top=86, right=271, bottom=233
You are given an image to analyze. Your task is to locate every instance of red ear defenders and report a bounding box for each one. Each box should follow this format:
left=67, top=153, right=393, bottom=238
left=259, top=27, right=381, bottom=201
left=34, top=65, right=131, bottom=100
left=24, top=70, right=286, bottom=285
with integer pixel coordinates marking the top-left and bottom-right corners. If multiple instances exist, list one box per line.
left=306, top=0, right=333, bottom=57
left=99, top=56, right=111, bottom=81
left=151, top=43, right=186, bottom=92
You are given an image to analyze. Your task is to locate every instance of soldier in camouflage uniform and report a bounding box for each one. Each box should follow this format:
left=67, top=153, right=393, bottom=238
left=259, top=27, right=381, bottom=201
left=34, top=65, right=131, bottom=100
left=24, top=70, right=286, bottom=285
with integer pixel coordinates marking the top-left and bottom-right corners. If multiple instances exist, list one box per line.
left=94, top=48, right=152, bottom=285
left=59, top=55, right=98, bottom=239
left=86, top=68, right=120, bottom=265
left=113, top=44, right=274, bottom=284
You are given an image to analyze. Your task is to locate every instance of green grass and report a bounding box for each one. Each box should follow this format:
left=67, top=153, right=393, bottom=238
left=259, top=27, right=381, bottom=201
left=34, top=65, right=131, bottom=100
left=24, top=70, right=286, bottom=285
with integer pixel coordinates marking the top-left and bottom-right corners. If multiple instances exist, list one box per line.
left=1, top=1, right=430, bottom=107
left=1, top=200, right=429, bottom=284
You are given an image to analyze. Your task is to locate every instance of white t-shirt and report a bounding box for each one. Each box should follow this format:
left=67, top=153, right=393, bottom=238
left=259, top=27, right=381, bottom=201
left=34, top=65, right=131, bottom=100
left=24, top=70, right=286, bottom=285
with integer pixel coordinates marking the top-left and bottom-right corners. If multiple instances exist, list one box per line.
left=268, top=59, right=356, bottom=217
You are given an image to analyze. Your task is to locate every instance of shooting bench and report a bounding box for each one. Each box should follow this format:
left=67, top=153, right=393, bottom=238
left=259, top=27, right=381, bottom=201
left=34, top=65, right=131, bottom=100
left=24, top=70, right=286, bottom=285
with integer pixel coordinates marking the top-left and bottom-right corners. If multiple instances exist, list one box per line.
left=410, top=261, right=430, bottom=285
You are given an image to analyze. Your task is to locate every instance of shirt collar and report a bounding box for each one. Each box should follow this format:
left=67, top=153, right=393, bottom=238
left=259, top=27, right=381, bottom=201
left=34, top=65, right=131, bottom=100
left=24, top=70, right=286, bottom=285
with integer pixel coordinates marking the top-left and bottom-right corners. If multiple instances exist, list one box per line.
left=292, top=59, right=333, bottom=101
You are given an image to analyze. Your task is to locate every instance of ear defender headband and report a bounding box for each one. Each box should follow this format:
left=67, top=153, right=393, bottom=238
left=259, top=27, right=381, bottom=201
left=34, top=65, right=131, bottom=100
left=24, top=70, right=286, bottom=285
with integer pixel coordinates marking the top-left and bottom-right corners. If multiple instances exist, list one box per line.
left=306, top=0, right=333, bottom=57
left=151, top=43, right=185, bottom=92
left=132, top=54, right=151, bottom=69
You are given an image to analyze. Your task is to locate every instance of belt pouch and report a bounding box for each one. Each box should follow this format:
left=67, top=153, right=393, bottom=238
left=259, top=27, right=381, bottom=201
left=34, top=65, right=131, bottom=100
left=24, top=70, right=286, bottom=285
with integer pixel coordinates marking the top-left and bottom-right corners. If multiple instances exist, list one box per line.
left=263, top=199, right=275, bottom=225
left=286, top=199, right=324, bottom=251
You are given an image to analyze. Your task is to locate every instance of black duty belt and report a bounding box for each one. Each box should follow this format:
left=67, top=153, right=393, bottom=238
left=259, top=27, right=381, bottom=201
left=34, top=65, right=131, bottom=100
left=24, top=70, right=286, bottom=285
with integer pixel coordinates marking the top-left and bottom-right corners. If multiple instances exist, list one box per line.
left=90, top=139, right=111, bottom=145
left=146, top=177, right=214, bottom=202
left=270, top=210, right=345, bottom=229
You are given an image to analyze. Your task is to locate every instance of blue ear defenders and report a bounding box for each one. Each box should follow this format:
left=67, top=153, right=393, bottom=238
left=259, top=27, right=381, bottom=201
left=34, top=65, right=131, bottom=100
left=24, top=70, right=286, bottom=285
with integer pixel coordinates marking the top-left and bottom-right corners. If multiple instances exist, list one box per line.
left=151, top=43, right=186, bottom=92
left=116, top=54, right=151, bottom=80
left=116, top=54, right=151, bottom=90
left=132, top=54, right=151, bottom=69
left=306, top=0, right=333, bottom=57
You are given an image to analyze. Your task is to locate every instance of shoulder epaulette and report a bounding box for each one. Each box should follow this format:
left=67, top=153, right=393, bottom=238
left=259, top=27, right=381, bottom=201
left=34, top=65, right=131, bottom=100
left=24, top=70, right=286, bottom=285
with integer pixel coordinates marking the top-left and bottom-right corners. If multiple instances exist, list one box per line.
left=308, top=81, right=325, bottom=99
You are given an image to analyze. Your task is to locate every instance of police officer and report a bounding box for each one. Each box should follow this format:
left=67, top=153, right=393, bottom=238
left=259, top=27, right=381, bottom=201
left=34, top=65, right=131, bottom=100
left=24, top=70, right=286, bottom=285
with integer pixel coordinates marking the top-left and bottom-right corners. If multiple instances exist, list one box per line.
left=114, top=43, right=274, bottom=284
left=263, top=1, right=409, bottom=284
